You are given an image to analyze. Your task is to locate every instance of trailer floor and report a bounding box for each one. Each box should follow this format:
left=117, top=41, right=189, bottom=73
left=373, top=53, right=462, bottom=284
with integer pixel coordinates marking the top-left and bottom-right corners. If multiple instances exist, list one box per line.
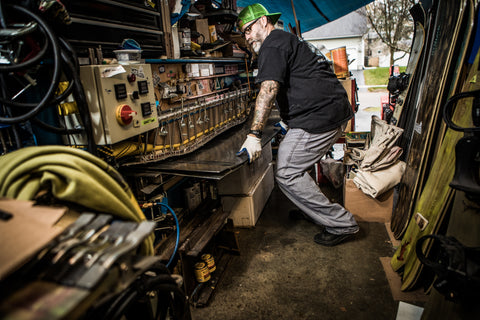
left=191, top=182, right=427, bottom=320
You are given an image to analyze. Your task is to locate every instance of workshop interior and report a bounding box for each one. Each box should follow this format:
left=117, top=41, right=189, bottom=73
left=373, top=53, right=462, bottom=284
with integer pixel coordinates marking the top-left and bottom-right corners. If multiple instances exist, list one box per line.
left=0, top=0, right=480, bottom=319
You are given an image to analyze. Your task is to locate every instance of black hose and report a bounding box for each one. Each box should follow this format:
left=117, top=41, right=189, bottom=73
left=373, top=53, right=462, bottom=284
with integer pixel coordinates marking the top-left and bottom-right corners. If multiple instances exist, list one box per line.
left=0, top=1, right=7, bottom=29
left=148, top=261, right=172, bottom=275
left=0, top=76, right=73, bottom=109
left=0, top=5, right=96, bottom=153
left=1, top=35, right=75, bottom=109
left=31, top=117, right=83, bottom=134
left=59, top=36, right=79, bottom=73
left=0, top=4, right=61, bottom=124
left=151, top=283, right=189, bottom=320
left=143, top=274, right=179, bottom=288
left=57, top=36, right=96, bottom=153
left=0, top=22, right=49, bottom=72
left=27, top=37, right=85, bottom=135
left=108, top=290, right=139, bottom=320
left=61, top=45, right=96, bottom=154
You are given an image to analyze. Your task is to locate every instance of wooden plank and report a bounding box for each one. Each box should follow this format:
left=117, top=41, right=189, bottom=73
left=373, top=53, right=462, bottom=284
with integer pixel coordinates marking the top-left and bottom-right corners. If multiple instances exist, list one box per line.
left=160, top=0, right=173, bottom=58
left=390, top=0, right=469, bottom=239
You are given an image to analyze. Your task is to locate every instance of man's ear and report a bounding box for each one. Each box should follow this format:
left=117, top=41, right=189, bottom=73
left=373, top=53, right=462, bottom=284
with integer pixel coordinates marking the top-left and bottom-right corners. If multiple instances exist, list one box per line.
left=259, top=15, right=267, bottom=27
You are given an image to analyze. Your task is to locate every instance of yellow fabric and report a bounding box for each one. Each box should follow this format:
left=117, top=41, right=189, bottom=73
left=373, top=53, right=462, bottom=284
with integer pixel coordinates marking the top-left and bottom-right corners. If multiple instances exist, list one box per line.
left=0, top=145, right=154, bottom=255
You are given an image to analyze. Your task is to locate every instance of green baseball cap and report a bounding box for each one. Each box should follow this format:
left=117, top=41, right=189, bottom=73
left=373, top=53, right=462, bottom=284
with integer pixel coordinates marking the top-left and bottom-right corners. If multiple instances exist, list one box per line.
left=238, top=3, right=281, bottom=30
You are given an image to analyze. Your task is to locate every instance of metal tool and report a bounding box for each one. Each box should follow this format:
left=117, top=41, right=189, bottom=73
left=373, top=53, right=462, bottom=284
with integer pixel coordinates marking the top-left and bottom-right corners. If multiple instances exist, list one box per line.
left=67, top=221, right=137, bottom=266
left=50, top=214, right=112, bottom=264
left=71, top=221, right=155, bottom=289
left=11, top=74, right=37, bottom=100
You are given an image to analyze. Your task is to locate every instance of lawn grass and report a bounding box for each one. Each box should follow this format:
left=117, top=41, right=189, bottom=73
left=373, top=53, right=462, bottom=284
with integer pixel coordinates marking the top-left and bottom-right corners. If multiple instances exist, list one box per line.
left=363, top=66, right=407, bottom=85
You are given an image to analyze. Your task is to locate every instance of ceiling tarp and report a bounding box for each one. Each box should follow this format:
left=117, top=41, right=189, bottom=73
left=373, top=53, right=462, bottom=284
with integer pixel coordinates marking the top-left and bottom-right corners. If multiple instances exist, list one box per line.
left=236, top=0, right=374, bottom=33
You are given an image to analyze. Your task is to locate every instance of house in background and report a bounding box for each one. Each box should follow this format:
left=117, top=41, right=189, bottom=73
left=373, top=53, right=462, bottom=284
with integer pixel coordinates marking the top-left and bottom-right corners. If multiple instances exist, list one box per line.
left=365, top=29, right=410, bottom=68
left=303, top=9, right=368, bottom=71
left=303, top=8, right=410, bottom=70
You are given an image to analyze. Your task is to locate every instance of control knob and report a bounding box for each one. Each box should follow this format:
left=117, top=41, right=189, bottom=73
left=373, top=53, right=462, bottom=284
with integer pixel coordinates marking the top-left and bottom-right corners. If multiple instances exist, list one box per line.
left=116, top=104, right=137, bottom=125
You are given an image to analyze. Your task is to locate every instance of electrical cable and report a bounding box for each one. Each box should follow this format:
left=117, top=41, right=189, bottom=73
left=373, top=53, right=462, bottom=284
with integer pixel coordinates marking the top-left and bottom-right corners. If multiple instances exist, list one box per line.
left=0, top=4, right=61, bottom=124
left=156, top=202, right=180, bottom=268
left=92, top=262, right=188, bottom=320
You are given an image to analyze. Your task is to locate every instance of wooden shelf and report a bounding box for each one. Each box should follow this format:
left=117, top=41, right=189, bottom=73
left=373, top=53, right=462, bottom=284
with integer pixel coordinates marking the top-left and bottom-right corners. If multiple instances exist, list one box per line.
left=146, top=58, right=244, bottom=64
left=190, top=73, right=239, bottom=80
left=183, top=89, right=229, bottom=101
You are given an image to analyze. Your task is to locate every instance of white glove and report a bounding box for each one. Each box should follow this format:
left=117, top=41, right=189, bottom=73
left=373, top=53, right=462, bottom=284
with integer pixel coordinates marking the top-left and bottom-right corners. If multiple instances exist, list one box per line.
left=237, top=135, right=262, bottom=163
left=274, top=120, right=289, bottom=135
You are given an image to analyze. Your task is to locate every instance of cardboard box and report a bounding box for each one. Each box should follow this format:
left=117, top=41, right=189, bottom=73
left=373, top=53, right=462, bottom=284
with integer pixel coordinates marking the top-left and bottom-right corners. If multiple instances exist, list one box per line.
left=199, top=63, right=213, bottom=77
left=195, top=19, right=210, bottom=43
left=343, top=179, right=393, bottom=222
left=221, top=163, right=274, bottom=227
left=0, top=199, right=69, bottom=280
left=217, top=143, right=272, bottom=195
left=209, top=25, right=217, bottom=43
left=186, top=63, right=200, bottom=77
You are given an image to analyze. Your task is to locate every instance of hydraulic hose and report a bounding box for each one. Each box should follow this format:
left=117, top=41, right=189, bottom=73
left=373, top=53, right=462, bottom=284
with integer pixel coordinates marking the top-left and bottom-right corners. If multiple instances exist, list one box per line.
left=157, top=202, right=180, bottom=268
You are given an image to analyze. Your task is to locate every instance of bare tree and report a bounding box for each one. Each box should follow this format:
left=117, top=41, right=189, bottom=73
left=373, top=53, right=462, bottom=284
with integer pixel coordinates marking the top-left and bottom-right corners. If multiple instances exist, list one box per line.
left=366, top=0, right=415, bottom=66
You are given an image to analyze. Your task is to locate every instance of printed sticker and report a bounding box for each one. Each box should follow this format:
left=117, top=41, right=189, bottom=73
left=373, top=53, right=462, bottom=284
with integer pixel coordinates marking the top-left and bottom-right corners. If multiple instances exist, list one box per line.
left=100, top=65, right=126, bottom=78
left=414, top=121, right=422, bottom=135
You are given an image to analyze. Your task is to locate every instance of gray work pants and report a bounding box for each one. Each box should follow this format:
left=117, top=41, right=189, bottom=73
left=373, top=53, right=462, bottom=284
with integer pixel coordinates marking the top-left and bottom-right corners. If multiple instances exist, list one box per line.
left=275, top=125, right=359, bottom=235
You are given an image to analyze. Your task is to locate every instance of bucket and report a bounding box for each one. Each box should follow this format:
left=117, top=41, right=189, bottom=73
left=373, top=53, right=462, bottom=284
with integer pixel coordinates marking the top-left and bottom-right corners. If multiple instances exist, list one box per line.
left=194, top=262, right=211, bottom=283
left=201, top=254, right=216, bottom=273
left=330, top=46, right=349, bottom=78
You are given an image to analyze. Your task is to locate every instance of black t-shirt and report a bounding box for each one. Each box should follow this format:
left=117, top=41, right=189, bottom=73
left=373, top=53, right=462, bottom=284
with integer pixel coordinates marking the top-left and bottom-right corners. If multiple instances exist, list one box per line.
left=255, top=30, right=354, bottom=133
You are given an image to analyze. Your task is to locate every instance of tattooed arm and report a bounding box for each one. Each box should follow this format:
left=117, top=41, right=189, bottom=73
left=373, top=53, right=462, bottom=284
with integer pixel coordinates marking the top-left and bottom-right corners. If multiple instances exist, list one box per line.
left=250, top=80, right=280, bottom=133
left=238, top=80, right=280, bottom=163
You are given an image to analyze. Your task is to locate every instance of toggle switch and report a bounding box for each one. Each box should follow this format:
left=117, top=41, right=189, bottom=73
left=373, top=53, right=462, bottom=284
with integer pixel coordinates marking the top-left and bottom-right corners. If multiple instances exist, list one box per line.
left=131, top=91, right=139, bottom=100
left=116, top=104, right=137, bottom=125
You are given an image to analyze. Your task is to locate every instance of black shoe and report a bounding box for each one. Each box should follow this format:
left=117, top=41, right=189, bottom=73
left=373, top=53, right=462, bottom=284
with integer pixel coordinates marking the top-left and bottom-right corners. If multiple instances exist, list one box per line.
left=288, top=209, right=308, bottom=221
left=314, top=229, right=356, bottom=246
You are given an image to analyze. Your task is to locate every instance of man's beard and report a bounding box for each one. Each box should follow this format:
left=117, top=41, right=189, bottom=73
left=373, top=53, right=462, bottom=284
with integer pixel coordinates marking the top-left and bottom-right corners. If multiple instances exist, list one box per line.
left=251, top=41, right=261, bottom=54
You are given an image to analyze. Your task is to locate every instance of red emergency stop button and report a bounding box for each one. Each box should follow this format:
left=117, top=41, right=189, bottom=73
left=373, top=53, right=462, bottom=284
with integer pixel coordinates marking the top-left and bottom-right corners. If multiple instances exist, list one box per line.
left=116, top=104, right=137, bottom=125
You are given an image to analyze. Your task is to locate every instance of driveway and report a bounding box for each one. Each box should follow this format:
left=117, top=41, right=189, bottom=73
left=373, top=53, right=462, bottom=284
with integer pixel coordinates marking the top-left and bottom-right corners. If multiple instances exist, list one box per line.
left=350, top=70, right=388, bottom=132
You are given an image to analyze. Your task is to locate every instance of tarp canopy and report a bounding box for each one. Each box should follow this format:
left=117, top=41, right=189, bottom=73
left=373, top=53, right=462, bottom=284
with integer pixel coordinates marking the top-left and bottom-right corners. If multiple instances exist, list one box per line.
left=236, top=0, right=374, bottom=33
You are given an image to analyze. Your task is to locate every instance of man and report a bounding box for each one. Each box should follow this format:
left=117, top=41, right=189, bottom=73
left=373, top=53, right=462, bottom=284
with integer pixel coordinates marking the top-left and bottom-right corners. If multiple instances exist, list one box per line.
left=236, top=3, right=359, bottom=246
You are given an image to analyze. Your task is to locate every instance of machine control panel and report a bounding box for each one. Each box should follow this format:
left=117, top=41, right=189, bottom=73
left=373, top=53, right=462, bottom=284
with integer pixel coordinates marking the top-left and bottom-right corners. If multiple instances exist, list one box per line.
left=79, top=64, right=159, bottom=145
